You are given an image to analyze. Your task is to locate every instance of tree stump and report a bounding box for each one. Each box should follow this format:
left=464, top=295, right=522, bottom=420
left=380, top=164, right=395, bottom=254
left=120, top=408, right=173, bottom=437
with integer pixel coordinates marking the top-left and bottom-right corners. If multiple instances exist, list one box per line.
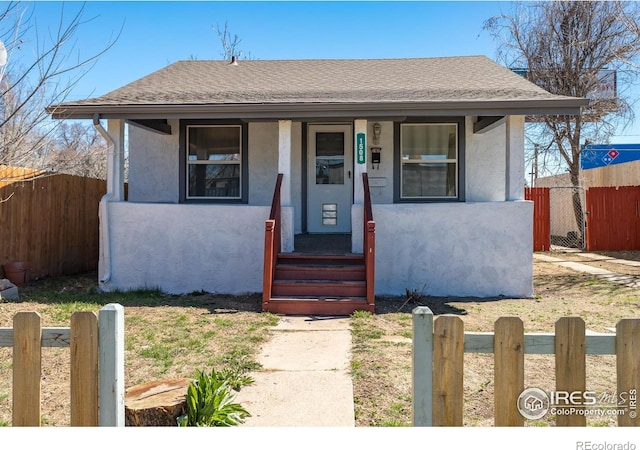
left=125, top=378, right=192, bottom=426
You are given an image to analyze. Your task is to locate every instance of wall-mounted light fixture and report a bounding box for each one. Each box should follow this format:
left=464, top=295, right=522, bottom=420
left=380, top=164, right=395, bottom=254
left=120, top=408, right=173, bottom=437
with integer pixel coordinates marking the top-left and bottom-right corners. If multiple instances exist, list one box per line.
left=372, top=122, right=381, bottom=145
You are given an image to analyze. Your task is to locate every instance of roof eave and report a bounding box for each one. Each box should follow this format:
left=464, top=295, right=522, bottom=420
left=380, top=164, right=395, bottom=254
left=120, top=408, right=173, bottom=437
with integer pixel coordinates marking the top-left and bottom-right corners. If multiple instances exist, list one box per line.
left=46, top=98, right=590, bottom=121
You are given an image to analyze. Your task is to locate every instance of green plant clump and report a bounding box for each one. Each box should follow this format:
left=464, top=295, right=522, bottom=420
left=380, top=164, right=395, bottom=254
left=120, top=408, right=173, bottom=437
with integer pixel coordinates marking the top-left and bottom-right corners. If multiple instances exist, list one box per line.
left=177, top=368, right=251, bottom=427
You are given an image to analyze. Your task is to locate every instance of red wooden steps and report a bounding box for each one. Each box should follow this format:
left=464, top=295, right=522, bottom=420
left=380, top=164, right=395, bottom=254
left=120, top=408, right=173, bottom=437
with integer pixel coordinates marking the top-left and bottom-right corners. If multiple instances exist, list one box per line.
left=263, top=253, right=374, bottom=316
left=277, top=253, right=364, bottom=266
left=275, top=265, right=365, bottom=282
left=271, top=279, right=366, bottom=297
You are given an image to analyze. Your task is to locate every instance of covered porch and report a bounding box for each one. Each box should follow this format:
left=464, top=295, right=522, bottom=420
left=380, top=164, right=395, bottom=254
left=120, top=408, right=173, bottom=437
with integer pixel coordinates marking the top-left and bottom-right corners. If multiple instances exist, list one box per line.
left=94, top=114, right=534, bottom=315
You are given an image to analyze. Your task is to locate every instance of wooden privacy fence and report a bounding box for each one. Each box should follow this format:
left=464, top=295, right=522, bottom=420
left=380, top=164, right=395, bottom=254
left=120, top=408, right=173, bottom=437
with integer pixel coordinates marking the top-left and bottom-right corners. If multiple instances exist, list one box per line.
left=0, top=303, right=125, bottom=426
left=525, top=187, right=550, bottom=252
left=0, top=173, right=106, bottom=279
left=412, top=307, right=640, bottom=427
left=586, top=186, right=640, bottom=251
left=528, top=185, right=640, bottom=251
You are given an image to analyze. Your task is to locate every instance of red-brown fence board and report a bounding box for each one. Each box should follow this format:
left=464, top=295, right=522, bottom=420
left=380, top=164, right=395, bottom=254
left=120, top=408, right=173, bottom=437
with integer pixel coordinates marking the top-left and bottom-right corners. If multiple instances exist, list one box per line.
left=586, top=186, right=640, bottom=251
left=525, top=187, right=550, bottom=252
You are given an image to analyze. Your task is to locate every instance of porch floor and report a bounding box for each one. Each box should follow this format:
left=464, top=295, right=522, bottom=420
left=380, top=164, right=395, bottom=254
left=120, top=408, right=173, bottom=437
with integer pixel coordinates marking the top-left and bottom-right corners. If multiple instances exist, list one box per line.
left=293, top=233, right=352, bottom=254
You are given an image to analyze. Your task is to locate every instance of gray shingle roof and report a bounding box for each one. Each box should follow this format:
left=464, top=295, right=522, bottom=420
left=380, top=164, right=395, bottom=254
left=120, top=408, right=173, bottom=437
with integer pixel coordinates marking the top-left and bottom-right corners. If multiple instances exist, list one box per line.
left=48, top=56, right=588, bottom=119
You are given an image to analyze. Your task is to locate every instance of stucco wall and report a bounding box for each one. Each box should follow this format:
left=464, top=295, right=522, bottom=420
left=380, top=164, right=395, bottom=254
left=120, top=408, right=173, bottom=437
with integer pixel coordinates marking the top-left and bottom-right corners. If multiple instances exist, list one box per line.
left=102, top=201, right=530, bottom=297
left=365, top=121, right=394, bottom=204
left=246, top=121, right=303, bottom=231
left=465, top=117, right=507, bottom=202
left=248, top=122, right=278, bottom=206
left=101, top=202, right=295, bottom=294
left=353, top=201, right=533, bottom=298
left=128, top=120, right=180, bottom=203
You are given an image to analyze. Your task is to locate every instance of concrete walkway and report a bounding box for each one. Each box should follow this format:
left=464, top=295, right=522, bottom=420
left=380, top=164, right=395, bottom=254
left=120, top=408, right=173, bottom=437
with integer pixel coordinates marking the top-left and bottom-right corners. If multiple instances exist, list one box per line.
left=534, top=252, right=640, bottom=288
left=235, top=315, right=355, bottom=427
left=557, top=249, right=640, bottom=268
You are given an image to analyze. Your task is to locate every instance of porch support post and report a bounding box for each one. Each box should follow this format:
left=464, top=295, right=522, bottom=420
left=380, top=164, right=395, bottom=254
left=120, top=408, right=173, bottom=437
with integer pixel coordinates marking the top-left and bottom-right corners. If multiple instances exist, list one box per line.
left=354, top=119, right=367, bottom=204
left=278, top=120, right=292, bottom=206
left=505, top=115, right=525, bottom=201
left=107, top=119, right=126, bottom=202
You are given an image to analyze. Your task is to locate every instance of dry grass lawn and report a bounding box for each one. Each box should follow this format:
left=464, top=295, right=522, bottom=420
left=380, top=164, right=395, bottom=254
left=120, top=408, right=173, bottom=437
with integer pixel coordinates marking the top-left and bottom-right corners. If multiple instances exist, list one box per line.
left=351, top=252, right=640, bottom=426
left=1, top=250, right=639, bottom=427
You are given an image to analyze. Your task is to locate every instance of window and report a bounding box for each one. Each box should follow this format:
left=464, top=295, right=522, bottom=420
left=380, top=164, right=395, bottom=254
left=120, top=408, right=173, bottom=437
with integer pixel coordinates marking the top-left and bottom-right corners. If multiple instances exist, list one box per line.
left=186, top=125, right=242, bottom=199
left=315, top=132, right=345, bottom=185
left=399, top=123, right=459, bottom=200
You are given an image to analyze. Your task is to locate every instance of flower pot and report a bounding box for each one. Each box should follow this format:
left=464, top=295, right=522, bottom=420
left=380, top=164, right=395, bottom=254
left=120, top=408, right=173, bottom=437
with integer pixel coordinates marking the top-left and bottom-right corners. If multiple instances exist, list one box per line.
left=3, top=261, right=32, bottom=287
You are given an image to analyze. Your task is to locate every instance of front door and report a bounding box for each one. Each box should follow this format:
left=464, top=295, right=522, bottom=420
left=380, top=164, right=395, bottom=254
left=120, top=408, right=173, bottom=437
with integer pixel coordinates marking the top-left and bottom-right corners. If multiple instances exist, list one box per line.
left=307, top=124, right=353, bottom=233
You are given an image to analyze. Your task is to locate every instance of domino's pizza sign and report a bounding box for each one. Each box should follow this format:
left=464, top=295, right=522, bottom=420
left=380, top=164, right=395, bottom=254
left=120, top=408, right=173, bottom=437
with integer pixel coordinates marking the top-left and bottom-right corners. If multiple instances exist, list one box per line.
left=581, top=144, right=640, bottom=170
left=601, top=148, right=619, bottom=165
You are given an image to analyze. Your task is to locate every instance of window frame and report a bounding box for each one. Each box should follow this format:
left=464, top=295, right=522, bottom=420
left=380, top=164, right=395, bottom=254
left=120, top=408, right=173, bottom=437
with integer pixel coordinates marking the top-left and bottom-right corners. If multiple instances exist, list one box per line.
left=179, top=120, right=248, bottom=204
left=394, top=117, right=465, bottom=203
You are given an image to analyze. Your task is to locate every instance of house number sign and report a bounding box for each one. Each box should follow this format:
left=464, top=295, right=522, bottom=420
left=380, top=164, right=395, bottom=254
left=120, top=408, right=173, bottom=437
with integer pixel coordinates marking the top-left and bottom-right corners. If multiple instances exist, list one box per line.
left=356, top=133, right=366, bottom=164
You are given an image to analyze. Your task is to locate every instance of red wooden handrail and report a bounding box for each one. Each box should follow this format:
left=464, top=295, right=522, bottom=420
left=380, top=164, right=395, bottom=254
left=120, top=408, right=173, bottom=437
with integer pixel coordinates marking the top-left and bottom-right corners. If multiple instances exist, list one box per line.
left=362, top=173, right=375, bottom=307
left=263, top=174, right=283, bottom=308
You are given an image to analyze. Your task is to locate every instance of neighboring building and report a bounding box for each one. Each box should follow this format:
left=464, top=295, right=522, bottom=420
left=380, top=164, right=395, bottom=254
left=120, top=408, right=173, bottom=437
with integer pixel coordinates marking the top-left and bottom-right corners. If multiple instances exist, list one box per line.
left=537, top=144, right=640, bottom=189
left=0, top=165, right=48, bottom=187
left=580, top=144, right=640, bottom=187
left=47, top=56, right=586, bottom=313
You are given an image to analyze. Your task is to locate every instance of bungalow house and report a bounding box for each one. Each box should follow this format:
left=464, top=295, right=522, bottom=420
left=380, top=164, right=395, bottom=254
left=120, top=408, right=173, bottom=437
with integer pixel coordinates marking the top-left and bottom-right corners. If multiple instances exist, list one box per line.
left=47, top=56, right=587, bottom=315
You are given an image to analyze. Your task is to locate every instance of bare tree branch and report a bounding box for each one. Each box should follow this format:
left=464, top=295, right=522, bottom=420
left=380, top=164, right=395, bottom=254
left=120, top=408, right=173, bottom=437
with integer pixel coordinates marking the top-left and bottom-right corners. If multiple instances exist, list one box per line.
left=45, top=121, right=107, bottom=178
left=484, top=0, right=640, bottom=232
left=214, top=21, right=254, bottom=61
left=0, top=1, right=120, bottom=182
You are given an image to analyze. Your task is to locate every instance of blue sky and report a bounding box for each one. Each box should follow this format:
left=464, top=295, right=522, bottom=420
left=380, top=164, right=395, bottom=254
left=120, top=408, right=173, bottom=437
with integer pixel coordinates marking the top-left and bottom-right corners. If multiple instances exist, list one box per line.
left=17, top=1, right=640, bottom=143
left=30, top=1, right=507, bottom=98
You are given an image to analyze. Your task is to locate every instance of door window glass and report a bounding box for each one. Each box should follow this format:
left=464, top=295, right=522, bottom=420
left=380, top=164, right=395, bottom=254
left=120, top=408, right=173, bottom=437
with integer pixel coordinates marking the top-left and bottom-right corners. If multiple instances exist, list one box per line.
left=316, top=132, right=344, bottom=185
